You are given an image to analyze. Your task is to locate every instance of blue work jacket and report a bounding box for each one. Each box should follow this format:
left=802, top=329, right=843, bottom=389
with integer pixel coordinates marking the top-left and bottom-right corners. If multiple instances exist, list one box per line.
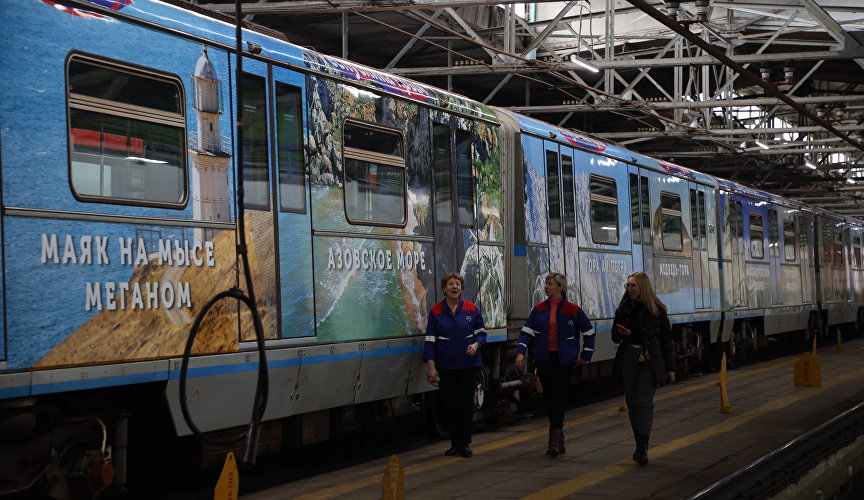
left=423, top=299, right=487, bottom=370
left=517, top=298, right=594, bottom=366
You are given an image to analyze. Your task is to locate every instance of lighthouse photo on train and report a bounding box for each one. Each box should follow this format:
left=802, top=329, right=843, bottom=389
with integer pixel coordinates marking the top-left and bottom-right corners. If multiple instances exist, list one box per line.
left=1, top=0, right=863, bottom=498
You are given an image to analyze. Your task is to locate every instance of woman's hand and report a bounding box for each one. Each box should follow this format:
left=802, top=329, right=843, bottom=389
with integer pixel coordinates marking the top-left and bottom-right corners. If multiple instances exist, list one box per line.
left=466, top=342, right=480, bottom=356
left=515, top=353, right=525, bottom=371
left=427, top=367, right=439, bottom=384
left=667, top=371, right=676, bottom=384
left=615, top=324, right=631, bottom=336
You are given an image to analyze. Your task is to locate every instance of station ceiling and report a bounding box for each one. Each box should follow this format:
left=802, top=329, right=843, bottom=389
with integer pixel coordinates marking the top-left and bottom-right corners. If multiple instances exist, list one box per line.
left=190, top=0, right=864, bottom=215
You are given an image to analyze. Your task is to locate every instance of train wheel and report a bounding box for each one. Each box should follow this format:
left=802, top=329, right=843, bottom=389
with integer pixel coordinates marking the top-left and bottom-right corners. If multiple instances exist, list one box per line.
left=422, top=390, right=447, bottom=439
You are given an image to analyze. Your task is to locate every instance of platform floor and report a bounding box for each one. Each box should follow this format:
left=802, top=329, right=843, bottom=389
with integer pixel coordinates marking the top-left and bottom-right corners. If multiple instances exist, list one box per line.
left=243, top=337, right=864, bottom=500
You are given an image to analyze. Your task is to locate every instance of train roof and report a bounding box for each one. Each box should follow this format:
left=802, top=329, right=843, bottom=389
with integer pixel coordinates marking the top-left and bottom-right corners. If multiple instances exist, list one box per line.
left=89, top=0, right=498, bottom=123
left=513, top=114, right=716, bottom=186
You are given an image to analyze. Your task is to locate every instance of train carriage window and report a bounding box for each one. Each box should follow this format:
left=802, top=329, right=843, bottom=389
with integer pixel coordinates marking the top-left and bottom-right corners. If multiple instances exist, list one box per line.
left=660, top=192, right=682, bottom=251
left=275, top=82, right=305, bottom=213
left=455, top=129, right=474, bottom=228
left=733, top=200, right=744, bottom=256
left=630, top=174, right=640, bottom=244
left=241, top=74, right=270, bottom=210
left=689, top=189, right=700, bottom=250
left=834, top=229, right=844, bottom=266
left=67, top=55, right=186, bottom=206
left=343, top=121, right=406, bottom=226
left=640, top=176, right=651, bottom=244
left=590, top=176, right=618, bottom=245
left=546, top=151, right=561, bottom=235
left=561, top=155, right=576, bottom=237
left=783, top=217, right=796, bottom=261
left=432, top=124, right=452, bottom=225
left=750, top=213, right=764, bottom=259
left=855, top=233, right=862, bottom=268
left=698, top=190, right=706, bottom=249
left=768, top=209, right=779, bottom=258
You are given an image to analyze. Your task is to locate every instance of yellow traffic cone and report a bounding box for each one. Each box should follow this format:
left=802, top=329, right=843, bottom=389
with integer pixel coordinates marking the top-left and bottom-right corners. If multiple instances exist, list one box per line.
left=381, top=455, right=404, bottom=500
left=794, top=337, right=821, bottom=387
left=619, top=399, right=628, bottom=412
left=719, top=352, right=735, bottom=414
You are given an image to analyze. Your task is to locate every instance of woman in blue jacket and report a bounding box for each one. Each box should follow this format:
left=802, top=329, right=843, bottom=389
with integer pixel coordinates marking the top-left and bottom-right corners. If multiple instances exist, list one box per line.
left=515, top=272, right=594, bottom=457
left=424, top=273, right=487, bottom=458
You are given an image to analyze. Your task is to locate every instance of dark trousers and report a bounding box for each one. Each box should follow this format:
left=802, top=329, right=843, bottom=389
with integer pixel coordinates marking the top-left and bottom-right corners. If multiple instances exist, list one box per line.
left=438, top=366, right=479, bottom=448
left=620, top=344, right=657, bottom=438
left=535, top=352, right=574, bottom=430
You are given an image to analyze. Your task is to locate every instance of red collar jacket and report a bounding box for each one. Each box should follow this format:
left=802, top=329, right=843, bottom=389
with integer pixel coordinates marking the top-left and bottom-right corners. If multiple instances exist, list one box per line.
left=517, top=298, right=594, bottom=366
left=423, top=299, right=487, bottom=370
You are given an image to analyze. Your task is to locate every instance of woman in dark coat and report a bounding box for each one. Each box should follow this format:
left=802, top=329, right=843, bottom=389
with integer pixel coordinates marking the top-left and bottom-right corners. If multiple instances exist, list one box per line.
left=612, top=271, right=676, bottom=466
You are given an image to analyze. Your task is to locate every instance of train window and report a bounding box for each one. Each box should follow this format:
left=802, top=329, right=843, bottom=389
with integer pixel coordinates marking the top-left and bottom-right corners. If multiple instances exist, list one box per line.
left=561, top=155, right=576, bottom=237
left=275, top=83, right=305, bottom=213
left=834, top=229, right=844, bottom=266
left=733, top=201, right=744, bottom=256
left=689, top=189, right=700, bottom=250
left=783, top=217, right=796, bottom=261
left=240, top=74, right=270, bottom=210
left=630, top=174, right=640, bottom=244
left=660, top=192, right=682, bottom=251
left=640, top=176, right=651, bottom=244
left=433, top=124, right=452, bottom=225
left=855, top=233, right=863, bottom=268
left=546, top=151, right=561, bottom=235
left=768, top=209, right=779, bottom=258
left=698, top=190, right=706, bottom=249
left=750, top=213, right=764, bottom=259
left=590, top=176, right=619, bottom=245
left=343, top=121, right=406, bottom=226
left=455, top=129, right=474, bottom=228
left=67, top=55, right=186, bottom=207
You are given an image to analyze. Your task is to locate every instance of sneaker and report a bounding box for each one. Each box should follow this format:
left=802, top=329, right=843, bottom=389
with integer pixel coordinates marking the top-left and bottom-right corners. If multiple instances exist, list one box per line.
left=444, top=446, right=459, bottom=456
left=459, top=446, right=473, bottom=458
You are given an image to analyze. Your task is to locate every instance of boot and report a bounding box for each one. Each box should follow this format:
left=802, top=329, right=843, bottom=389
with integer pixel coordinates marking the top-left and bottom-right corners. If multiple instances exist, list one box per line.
left=546, top=428, right=562, bottom=457
left=633, top=433, right=649, bottom=466
left=557, top=429, right=566, bottom=455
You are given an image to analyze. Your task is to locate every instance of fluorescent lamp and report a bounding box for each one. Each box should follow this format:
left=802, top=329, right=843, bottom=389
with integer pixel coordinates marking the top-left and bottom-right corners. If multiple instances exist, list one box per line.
left=754, top=140, right=769, bottom=150
left=847, top=178, right=856, bottom=184
left=804, top=161, right=817, bottom=170
left=570, top=55, right=599, bottom=73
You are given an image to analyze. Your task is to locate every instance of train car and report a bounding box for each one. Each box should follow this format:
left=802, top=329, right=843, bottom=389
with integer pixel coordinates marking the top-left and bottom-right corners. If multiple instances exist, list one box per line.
left=2, top=1, right=863, bottom=499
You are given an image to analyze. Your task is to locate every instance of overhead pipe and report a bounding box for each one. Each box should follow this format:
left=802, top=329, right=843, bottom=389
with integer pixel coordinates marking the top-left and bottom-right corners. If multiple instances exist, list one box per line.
left=626, top=0, right=864, bottom=155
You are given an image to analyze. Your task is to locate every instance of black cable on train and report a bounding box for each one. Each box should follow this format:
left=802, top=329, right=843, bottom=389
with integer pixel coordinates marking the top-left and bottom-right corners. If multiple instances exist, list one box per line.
left=178, top=0, right=269, bottom=468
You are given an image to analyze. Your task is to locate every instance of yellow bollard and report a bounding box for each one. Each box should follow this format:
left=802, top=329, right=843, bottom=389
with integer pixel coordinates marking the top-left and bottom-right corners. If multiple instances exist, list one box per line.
left=837, top=327, right=844, bottom=351
left=213, top=452, right=238, bottom=500
left=794, top=337, right=821, bottom=387
left=719, top=352, right=735, bottom=414
left=381, top=454, right=404, bottom=500
left=619, top=399, right=628, bottom=412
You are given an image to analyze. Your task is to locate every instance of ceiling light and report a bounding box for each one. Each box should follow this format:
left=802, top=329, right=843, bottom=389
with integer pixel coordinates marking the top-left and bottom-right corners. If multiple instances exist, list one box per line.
left=570, top=55, right=599, bottom=73
left=805, top=161, right=817, bottom=170
left=754, top=140, right=769, bottom=150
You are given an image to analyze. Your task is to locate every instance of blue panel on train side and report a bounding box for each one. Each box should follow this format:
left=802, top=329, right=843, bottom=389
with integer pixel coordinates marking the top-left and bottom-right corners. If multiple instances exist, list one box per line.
left=3, top=216, right=236, bottom=370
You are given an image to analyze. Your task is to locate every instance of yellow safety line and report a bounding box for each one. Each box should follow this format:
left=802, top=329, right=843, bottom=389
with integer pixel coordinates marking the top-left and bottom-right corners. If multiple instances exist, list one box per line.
left=289, top=353, right=842, bottom=500
left=521, top=365, right=864, bottom=500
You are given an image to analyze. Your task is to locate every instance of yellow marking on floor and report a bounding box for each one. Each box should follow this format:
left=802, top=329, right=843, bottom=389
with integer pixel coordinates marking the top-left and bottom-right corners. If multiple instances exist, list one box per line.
left=290, top=354, right=842, bottom=500
left=521, top=366, right=864, bottom=500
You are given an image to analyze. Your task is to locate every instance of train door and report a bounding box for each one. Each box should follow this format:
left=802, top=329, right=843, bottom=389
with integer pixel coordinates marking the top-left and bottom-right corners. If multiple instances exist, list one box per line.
left=628, top=168, right=642, bottom=273
left=767, top=207, right=781, bottom=306
left=270, top=66, right=314, bottom=339
left=544, top=143, right=566, bottom=278
left=432, top=119, right=475, bottom=301
left=799, top=213, right=814, bottom=304
left=729, top=198, right=746, bottom=308
left=689, top=184, right=709, bottom=308
left=560, top=147, right=580, bottom=301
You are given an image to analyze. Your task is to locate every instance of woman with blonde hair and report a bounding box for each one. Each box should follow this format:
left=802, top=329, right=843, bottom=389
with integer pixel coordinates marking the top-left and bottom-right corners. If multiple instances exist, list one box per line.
left=515, top=272, right=594, bottom=457
left=612, top=271, right=676, bottom=466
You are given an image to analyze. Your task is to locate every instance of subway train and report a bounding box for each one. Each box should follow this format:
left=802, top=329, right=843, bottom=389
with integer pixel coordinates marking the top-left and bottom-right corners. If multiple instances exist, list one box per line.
left=2, top=0, right=863, bottom=498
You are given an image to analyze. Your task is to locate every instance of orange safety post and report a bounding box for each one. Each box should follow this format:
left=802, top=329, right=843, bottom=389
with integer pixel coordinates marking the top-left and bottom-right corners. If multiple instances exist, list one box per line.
left=719, top=352, right=735, bottom=414
left=794, top=336, right=821, bottom=387
left=381, top=454, right=404, bottom=500
left=214, top=452, right=238, bottom=500
left=837, top=327, right=844, bottom=351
